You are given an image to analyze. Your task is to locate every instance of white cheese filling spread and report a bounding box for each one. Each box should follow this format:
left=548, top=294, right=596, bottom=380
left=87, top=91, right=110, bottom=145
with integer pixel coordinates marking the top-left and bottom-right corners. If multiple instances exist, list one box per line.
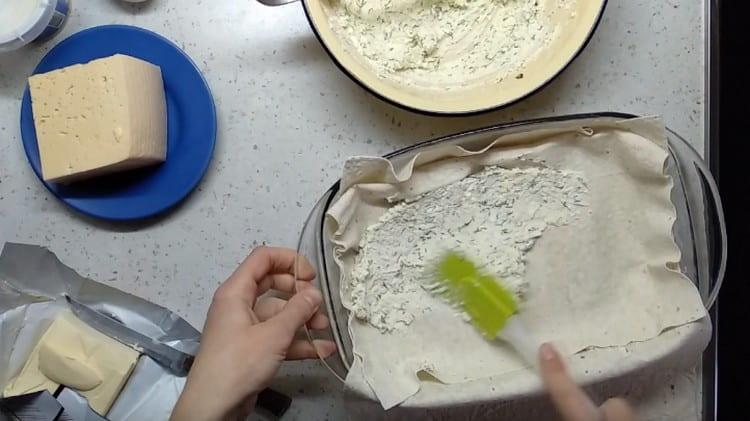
left=349, top=165, right=588, bottom=333
left=329, top=0, right=572, bottom=89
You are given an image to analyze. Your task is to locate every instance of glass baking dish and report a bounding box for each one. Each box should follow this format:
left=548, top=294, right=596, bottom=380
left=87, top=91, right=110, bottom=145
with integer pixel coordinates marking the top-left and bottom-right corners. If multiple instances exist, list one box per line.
left=295, top=112, right=727, bottom=387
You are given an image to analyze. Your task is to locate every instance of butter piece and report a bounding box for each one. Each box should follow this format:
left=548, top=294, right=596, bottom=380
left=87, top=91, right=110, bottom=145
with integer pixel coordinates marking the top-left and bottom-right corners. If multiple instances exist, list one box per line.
left=3, top=312, right=140, bottom=415
left=28, top=54, right=167, bottom=183
left=38, top=340, right=102, bottom=391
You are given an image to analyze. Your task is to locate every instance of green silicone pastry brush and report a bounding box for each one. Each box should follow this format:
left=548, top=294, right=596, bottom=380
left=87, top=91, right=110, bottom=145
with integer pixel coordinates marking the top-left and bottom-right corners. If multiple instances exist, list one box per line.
left=431, top=252, right=541, bottom=368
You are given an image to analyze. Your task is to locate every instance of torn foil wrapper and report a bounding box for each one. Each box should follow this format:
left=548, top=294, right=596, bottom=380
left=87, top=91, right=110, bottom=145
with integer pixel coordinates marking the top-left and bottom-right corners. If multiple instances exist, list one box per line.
left=0, top=243, right=200, bottom=420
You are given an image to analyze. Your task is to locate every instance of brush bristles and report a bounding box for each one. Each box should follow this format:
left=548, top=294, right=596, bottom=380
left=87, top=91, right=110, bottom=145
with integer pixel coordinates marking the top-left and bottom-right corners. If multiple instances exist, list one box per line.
left=428, top=252, right=518, bottom=338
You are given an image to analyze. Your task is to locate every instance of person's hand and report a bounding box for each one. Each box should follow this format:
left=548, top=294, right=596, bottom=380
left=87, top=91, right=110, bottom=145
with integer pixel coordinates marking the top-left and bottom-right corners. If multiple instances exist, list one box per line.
left=171, top=247, right=336, bottom=421
left=540, top=343, right=637, bottom=421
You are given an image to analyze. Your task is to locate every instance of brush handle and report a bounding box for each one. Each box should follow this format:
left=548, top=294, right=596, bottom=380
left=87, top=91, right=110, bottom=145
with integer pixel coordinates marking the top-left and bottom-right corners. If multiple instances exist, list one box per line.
left=498, top=315, right=542, bottom=369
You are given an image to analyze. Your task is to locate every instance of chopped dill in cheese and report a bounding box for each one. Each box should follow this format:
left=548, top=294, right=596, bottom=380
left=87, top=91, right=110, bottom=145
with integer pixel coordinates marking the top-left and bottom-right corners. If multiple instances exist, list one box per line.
left=329, top=0, right=573, bottom=89
left=348, top=165, right=588, bottom=333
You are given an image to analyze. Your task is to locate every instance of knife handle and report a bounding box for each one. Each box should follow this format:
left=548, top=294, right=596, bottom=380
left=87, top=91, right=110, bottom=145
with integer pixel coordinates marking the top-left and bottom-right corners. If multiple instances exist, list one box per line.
left=256, top=388, right=292, bottom=418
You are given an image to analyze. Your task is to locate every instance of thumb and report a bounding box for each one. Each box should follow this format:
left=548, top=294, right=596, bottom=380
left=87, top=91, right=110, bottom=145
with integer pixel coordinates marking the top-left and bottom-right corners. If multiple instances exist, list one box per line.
left=270, top=288, right=322, bottom=336
left=601, top=398, right=637, bottom=421
left=539, top=343, right=600, bottom=421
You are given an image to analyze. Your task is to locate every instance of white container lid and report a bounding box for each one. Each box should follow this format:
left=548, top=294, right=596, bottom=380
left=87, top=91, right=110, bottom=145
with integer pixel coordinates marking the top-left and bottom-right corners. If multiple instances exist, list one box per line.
left=0, top=0, right=57, bottom=52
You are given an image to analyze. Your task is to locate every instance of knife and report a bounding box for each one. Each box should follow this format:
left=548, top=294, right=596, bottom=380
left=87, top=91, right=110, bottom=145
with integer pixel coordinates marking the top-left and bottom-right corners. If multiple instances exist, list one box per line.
left=64, top=295, right=293, bottom=417
left=65, top=295, right=193, bottom=377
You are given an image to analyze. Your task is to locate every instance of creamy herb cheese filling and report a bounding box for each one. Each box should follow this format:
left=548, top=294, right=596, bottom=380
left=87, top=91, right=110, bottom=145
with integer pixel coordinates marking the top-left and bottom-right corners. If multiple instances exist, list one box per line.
left=330, top=0, right=570, bottom=88
left=349, top=165, right=588, bottom=332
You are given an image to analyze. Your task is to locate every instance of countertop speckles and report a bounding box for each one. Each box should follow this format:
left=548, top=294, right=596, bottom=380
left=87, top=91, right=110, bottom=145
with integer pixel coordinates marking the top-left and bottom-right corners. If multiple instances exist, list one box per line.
left=0, top=1, right=707, bottom=420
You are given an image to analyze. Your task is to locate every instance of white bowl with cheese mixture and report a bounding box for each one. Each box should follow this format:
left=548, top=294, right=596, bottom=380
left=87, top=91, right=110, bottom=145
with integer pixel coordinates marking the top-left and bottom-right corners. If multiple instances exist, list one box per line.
left=301, top=0, right=606, bottom=114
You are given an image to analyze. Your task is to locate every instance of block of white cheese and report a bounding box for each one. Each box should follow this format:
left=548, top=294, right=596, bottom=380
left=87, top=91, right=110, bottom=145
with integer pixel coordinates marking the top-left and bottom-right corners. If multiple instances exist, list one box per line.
left=28, top=54, right=167, bottom=183
left=3, top=311, right=141, bottom=415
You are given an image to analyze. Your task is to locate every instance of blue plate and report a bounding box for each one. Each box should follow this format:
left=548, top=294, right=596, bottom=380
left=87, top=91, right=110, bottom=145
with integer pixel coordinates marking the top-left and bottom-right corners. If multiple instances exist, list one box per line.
left=20, top=25, right=216, bottom=221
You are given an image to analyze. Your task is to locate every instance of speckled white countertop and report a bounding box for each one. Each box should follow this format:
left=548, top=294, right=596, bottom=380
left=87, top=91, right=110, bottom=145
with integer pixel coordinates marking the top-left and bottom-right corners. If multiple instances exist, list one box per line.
left=0, top=1, right=708, bottom=420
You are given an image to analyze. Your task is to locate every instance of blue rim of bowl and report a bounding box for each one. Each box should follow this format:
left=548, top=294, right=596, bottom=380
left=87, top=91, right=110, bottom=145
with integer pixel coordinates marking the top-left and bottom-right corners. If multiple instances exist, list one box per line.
left=19, top=25, right=217, bottom=222
left=301, top=0, right=609, bottom=116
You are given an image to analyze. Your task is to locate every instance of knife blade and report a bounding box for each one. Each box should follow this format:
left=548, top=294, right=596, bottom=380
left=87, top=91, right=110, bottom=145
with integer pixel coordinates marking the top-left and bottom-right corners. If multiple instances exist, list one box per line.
left=65, top=295, right=194, bottom=377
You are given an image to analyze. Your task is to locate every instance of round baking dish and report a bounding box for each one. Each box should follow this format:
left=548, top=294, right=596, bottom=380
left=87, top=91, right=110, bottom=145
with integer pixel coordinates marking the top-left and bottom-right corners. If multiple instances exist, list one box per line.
left=294, top=113, right=726, bottom=386
left=265, top=0, right=607, bottom=114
